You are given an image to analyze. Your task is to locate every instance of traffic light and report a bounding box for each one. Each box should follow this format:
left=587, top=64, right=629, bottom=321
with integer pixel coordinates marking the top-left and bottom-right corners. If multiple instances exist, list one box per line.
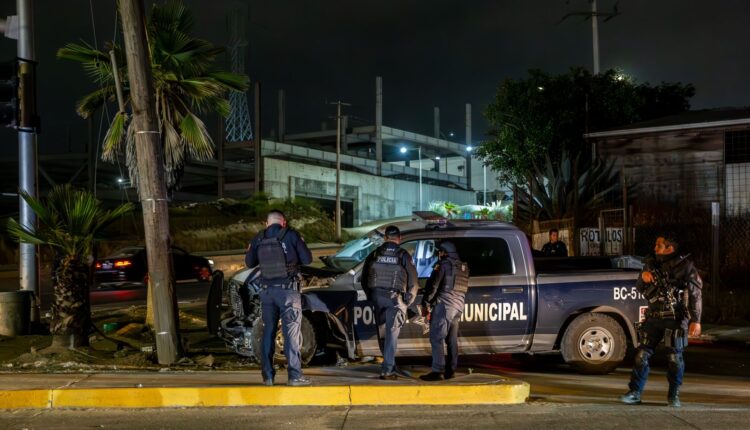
left=0, top=60, right=18, bottom=128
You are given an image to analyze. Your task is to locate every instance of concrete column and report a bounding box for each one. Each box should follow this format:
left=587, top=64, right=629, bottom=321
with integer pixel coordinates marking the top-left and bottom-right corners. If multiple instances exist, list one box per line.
left=342, top=115, right=349, bottom=153
left=434, top=106, right=440, bottom=138
left=277, top=89, right=285, bottom=142
left=375, top=76, right=383, bottom=175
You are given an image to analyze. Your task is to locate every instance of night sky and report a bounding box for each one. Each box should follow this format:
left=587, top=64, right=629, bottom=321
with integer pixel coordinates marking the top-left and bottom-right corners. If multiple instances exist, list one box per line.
left=0, top=0, right=749, bottom=155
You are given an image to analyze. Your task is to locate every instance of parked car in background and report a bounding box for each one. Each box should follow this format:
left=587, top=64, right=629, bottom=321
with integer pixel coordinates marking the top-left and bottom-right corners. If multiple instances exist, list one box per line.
left=94, top=246, right=214, bottom=287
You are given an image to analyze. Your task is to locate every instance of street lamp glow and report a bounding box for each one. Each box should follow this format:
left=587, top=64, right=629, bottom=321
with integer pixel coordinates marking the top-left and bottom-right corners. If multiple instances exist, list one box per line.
left=400, top=147, right=407, bottom=154
left=449, top=132, right=454, bottom=137
left=466, top=146, right=473, bottom=152
left=435, top=156, right=441, bottom=160
left=117, top=178, right=124, bottom=183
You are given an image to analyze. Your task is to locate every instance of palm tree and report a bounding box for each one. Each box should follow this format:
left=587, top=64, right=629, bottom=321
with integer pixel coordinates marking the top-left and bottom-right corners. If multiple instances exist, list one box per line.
left=57, top=0, right=248, bottom=191
left=8, top=185, right=134, bottom=348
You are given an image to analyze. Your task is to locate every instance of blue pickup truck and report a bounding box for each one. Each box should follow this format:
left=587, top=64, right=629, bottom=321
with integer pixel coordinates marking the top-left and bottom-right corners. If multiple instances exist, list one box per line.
left=217, top=218, right=647, bottom=374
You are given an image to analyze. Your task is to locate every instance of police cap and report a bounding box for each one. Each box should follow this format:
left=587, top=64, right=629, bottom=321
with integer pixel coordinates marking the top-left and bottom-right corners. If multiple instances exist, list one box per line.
left=438, top=241, right=457, bottom=254
left=384, top=225, right=401, bottom=239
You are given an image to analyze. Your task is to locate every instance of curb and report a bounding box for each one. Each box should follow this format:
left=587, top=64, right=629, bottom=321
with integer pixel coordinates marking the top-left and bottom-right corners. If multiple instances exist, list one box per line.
left=0, top=382, right=529, bottom=409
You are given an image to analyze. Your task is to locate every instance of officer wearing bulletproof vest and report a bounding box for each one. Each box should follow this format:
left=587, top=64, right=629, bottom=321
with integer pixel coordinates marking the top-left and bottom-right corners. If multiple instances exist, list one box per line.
left=419, top=241, right=469, bottom=381
left=245, top=210, right=313, bottom=387
left=620, top=234, right=702, bottom=407
left=361, top=225, right=419, bottom=379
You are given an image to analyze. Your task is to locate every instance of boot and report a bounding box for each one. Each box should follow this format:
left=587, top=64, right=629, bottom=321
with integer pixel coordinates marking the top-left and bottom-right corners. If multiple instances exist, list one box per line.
left=668, top=386, right=681, bottom=408
left=619, top=390, right=642, bottom=405
left=419, top=372, right=444, bottom=381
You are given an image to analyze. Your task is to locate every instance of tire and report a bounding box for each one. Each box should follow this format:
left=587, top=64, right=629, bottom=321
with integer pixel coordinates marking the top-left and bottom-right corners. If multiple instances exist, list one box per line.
left=250, top=314, right=317, bottom=366
left=561, top=312, right=626, bottom=374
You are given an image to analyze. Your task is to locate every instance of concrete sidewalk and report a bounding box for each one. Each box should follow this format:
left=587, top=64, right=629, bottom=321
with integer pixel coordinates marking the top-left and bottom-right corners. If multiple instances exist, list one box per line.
left=0, top=365, right=529, bottom=409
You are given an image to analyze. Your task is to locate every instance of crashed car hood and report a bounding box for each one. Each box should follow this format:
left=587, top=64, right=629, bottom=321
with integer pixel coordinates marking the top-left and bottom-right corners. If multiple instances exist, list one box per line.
left=231, top=264, right=358, bottom=292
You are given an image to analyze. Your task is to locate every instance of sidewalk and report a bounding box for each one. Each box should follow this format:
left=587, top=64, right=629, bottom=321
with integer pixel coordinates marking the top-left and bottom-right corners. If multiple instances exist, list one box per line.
left=701, top=324, right=750, bottom=345
left=0, top=365, right=529, bottom=409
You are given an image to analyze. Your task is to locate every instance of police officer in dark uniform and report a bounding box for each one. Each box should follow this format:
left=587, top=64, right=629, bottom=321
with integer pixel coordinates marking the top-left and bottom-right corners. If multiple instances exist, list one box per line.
left=245, top=210, right=313, bottom=386
left=620, top=234, right=702, bottom=407
left=541, top=228, right=568, bottom=256
left=361, top=225, right=419, bottom=379
left=420, top=241, right=469, bottom=381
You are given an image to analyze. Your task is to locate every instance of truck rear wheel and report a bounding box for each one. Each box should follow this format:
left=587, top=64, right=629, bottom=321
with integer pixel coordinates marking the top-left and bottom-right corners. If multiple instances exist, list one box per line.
left=561, top=312, right=626, bottom=374
left=250, top=315, right=317, bottom=366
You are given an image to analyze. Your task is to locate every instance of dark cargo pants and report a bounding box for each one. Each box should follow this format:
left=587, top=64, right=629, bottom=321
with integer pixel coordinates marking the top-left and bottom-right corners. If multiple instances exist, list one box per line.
left=429, top=303, right=461, bottom=373
left=373, top=290, right=407, bottom=375
left=259, top=286, right=303, bottom=381
left=628, top=317, right=686, bottom=393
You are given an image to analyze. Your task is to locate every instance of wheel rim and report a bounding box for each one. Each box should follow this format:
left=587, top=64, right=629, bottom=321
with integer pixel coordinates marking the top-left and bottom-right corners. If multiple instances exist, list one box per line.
left=578, top=326, right=614, bottom=363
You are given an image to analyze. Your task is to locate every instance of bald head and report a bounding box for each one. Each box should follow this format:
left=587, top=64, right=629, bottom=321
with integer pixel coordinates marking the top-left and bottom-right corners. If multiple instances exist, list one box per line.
left=266, top=210, right=287, bottom=227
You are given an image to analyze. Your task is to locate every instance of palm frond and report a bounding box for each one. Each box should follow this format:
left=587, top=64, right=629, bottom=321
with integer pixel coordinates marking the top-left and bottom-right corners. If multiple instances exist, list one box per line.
left=102, top=112, right=130, bottom=162
left=75, top=86, right=118, bottom=118
left=179, top=113, right=214, bottom=161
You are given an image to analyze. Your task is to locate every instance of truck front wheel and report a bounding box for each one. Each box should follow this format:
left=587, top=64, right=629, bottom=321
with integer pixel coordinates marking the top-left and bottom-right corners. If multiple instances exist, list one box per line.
left=250, top=314, right=317, bottom=366
left=561, top=312, right=626, bottom=374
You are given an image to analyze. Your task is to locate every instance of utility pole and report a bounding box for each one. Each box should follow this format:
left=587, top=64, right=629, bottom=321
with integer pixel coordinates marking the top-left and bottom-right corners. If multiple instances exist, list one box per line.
left=330, top=101, right=350, bottom=241
left=16, top=0, right=39, bottom=319
left=560, top=0, right=619, bottom=75
left=119, top=0, right=182, bottom=364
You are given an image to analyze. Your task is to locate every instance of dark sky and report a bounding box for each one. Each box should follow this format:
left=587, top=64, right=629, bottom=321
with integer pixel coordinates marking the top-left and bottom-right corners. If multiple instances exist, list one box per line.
left=1, top=0, right=749, bottom=155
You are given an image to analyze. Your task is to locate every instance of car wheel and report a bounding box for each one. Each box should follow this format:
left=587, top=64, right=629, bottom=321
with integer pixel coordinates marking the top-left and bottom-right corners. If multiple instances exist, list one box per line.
left=250, top=314, right=317, bottom=366
left=561, top=312, right=626, bottom=374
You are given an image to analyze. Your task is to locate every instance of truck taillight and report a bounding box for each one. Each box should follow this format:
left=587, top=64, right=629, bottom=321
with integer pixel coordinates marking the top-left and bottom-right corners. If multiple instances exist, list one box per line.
left=114, top=260, right=132, bottom=268
left=95, top=262, right=102, bottom=269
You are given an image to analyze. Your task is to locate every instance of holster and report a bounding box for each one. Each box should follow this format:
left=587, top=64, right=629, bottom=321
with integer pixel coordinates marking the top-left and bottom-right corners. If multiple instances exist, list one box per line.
left=664, top=328, right=688, bottom=349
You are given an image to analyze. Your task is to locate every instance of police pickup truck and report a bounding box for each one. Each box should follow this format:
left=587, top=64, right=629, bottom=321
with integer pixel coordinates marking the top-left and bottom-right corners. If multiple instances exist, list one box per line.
left=217, top=216, right=647, bottom=374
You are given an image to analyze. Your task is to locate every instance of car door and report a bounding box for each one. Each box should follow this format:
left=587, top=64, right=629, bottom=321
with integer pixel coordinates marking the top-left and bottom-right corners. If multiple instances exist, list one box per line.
left=451, top=232, right=533, bottom=353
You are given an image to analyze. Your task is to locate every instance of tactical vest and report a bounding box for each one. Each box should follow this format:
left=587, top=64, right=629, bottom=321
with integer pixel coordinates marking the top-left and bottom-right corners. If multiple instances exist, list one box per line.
left=257, top=228, right=293, bottom=280
left=367, top=246, right=407, bottom=293
left=446, top=259, right=469, bottom=294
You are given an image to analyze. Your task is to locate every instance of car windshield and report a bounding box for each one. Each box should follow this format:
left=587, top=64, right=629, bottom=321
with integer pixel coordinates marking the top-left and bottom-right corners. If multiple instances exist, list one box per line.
left=324, top=229, right=384, bottom=271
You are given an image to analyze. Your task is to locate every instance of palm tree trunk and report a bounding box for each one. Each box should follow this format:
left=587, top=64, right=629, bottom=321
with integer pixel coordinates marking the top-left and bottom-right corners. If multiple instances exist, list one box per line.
left=50, top=256, right=90, bottom=348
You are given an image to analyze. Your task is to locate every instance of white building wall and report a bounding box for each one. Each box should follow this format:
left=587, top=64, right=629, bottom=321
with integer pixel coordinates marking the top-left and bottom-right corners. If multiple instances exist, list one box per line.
left=264, top=158, right=475, bottom=225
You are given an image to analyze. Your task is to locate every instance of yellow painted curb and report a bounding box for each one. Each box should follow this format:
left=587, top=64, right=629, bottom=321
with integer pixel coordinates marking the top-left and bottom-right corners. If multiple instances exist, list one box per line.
left=0, top=382, right=529, bottom=409
left=350, top=382, right=530, bottom=405
left=0, top=389, right=50, bottom=409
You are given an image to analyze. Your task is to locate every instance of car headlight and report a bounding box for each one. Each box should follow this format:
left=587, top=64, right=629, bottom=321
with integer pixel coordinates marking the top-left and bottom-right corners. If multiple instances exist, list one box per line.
left=207, top=259, right=215, bottom=268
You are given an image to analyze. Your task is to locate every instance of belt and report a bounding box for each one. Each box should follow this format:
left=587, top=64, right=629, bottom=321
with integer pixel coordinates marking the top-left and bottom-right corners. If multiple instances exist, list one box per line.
left=647, top=310, right=676, bottom=319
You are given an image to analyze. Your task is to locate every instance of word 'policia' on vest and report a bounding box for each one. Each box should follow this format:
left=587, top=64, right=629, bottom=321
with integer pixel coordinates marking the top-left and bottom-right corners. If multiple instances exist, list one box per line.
left=367, top=247, right=407, bottom=293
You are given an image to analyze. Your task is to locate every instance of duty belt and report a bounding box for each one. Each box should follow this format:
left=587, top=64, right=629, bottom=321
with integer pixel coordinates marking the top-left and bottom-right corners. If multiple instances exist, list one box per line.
left=647, top=309, right=676, bottom=319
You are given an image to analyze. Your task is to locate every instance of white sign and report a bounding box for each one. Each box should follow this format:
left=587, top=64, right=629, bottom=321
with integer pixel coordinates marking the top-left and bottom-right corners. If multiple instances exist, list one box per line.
left=579, top=227, right=623, bottom=256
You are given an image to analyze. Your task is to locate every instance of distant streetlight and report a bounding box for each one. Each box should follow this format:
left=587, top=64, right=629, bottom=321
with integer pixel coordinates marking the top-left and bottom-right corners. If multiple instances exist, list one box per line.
left=435, top=156, right=441, bottom=160
left=449, top=132, right=454, bottom=137
left=400, top=146, right=423, bottom=210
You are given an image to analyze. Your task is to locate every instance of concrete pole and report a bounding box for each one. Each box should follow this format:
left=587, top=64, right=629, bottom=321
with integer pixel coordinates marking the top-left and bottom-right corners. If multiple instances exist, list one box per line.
left=17, top=0, right=39, bottom=310
left=253, top=81, right=262, bottom=193
left=483, top=165, right=487, bottom=205
left=375, top=76, right=383, bottom=175
left=465, top=103, right=472, bottom=187
left=341, top=115, right=349, bottom=153
left=335, top=102, right=342, bottom=240
left=591, top=0, right=600, bottom=74
left=418, top=146, right=422, bottom=211
left=433, top=106, right=440, bottom=138
left=277, top=89, right=285, bottom=142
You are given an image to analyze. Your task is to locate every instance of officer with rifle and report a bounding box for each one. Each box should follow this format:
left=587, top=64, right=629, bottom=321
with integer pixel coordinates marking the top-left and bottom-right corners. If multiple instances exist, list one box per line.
left=620, top=234, right=702, bottom=407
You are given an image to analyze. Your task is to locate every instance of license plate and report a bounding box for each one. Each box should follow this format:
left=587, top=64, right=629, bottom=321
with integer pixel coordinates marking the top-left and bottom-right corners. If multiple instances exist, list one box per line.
left=102, top=262, right=113, bottom=269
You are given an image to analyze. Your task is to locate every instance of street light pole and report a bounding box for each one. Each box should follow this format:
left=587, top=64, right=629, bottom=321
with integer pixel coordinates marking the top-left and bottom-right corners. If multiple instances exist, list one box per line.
left=418, top=146, right=422, bottom=211
left=483, top=165, right=487, bottom=205
left=330, top=101, right=350, bottom=241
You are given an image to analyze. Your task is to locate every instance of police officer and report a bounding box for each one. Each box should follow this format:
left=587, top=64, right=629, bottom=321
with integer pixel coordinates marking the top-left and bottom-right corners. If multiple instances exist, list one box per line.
left=620, top=234, right=702, bottom=407
left=541, top=228, right=568, bottom=256
left=361, top=225, right=418, bottom=379
left=245, top=210, right=313, bottom=386
left=419, top=241, right=469, bottom=381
